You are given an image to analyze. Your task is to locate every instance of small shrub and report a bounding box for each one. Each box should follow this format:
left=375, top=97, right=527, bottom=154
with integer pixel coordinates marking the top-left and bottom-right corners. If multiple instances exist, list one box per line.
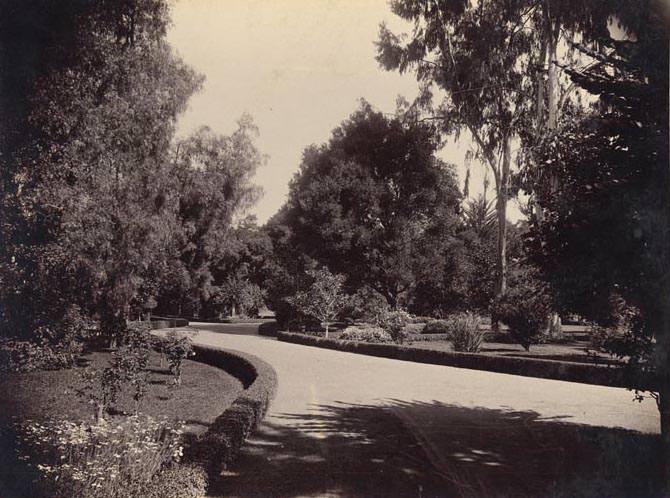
left=76, top=366, right=124, bottom=422
left=112, top=343, right=150, bottom=414
left=339, top=326, right=392, bottom=343
left=449, top=313, right=485, bottom=352
left=491, top=282, right=553, bottom=351
left=345, top=287, right=390, bottom=323
left=14, top=415, right=185, bottom=498
left=164, top=331, right=195, bottom=385
left=422, top=319, right=452, bottom=335
left=376, top=310, right=412, bottom=344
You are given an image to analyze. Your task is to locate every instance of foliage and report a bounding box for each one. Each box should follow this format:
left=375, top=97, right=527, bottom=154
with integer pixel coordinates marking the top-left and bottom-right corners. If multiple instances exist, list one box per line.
left=163, top=332, right=195, bottom=385
left=422, top=320, right=452, bottom=335
left=14, top=416, right=185, bottom=498
left=138, top=464, right=207, bottom=498
left=0, top=339, right=80, bottom=373
left=157, top=123, right=264, bottom=318
left=76, top=367, right=124, bottom=422
left=210, top=277, right=266, bottom=319
left=345, top=286, right=391, bottom=324
left=491, top=276, right=553, bottom=351
left=375, top=309, right=412, bottom=344
left=448, top=313, right=486, bottom=353
left=188, top=345, right=277, bottom=479
left=339, top=326, right=392, bottom=344
left=286, top=268, right=350, bottom=336
left=281, top=101, right=462, bottom=308
left=589, top=294, right=655, bottom=385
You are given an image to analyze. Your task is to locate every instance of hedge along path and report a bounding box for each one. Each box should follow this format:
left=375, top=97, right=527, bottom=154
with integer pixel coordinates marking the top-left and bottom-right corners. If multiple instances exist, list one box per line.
left=152, top=333, right=278, bottom=487
left=277, top=331, right=655, bottom=390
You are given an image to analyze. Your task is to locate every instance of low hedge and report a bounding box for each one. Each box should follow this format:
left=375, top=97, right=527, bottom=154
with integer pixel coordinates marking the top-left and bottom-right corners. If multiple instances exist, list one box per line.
left=186, top=343, right=278, bottom=484
left=149, top=317, right=189, bottom=329
left=405, top=333, right=452, bottom=342
left=277, top=331, right=653, bottom=390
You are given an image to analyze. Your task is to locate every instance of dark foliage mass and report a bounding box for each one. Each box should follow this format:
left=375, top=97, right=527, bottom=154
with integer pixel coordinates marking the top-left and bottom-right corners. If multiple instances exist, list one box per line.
left=0, top=0, right=264, bottom=343
left=266, top=101, right=466, bottom=319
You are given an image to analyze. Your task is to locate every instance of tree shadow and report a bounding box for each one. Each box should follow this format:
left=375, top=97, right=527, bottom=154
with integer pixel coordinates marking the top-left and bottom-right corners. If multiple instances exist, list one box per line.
left=211, top=401, right=662, bottom=498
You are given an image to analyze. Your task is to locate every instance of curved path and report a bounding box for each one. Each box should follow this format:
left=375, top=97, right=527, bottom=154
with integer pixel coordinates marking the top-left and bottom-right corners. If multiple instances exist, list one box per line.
left=190, top=323, right=659, bottom=498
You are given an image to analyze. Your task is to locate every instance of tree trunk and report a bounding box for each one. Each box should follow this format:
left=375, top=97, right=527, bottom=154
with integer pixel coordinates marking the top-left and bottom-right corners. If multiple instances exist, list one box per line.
left=546, top=28, right=559, bottom=131
left=495, top=137, right=511, bottom=300
left=324, top=322, right=329, bottom=338
left=660, top=388, right=670, bottom=493
left=96, top=403, right=105, bottom=424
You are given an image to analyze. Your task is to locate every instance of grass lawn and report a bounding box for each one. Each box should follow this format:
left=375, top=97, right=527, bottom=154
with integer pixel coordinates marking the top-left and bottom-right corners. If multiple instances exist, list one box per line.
left=323, top=327, right=621, bottom=365
left=0, top=349, right=244, bottom=434
left=404, top=338, right=622, bottom=365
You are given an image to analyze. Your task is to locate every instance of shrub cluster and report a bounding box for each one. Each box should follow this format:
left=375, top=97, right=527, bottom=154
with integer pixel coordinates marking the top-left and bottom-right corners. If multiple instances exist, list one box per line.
left=449, top=313, right=485, bottom=352
left=13, top=415, right=204, bottom=498
left=339, top=326, right=392, bottom=343
left=0, top=339, right=81, bottom=372
left=491, top=283, right=553, bottom=351
left=376, top=309, right=412, bottom=344
left=422, top=319, right=452, bottom=335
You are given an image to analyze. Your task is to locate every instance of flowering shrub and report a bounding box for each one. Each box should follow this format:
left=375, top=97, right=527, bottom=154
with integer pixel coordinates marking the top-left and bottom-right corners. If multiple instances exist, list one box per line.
left=448, top=313, right=485, bottom=352
left=339, top=326, right=392, bottom=343
left=376, top=310, right=412, bottom=344
left=164, top=332, right=195, bottom=385
left=14, top=416, right=187, bottom=498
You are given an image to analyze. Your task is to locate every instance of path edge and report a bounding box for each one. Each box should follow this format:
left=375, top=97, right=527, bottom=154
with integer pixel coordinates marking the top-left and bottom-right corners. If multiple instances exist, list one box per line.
left=276, top=331, right=652, bottom=389
left=185, top=343, right=278, bottom=487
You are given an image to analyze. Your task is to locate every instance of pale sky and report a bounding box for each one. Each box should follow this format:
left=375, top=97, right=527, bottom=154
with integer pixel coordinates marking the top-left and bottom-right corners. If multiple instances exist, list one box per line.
left=167, top=0, right=515, bottom=224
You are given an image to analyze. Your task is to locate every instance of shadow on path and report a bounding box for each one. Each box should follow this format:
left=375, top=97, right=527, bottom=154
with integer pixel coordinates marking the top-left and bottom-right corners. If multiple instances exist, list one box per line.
left=211, top=401, right=662, bottom=498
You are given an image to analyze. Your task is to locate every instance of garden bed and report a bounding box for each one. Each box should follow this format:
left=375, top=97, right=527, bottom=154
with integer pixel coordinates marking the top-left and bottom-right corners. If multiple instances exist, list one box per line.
left=0, top=349, right=244, bottom=433
left=0, top=341, right=278, bottom=496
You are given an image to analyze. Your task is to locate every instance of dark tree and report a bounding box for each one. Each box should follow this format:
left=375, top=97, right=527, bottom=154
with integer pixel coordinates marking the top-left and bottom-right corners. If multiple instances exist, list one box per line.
left=520, top=2, right=670, bottom=481
left=281, top=101, right=463, bottom=308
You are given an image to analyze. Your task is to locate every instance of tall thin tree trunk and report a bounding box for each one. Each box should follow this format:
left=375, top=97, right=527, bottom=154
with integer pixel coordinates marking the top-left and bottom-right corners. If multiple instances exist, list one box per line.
left=495, top=137, right=511, bottom=300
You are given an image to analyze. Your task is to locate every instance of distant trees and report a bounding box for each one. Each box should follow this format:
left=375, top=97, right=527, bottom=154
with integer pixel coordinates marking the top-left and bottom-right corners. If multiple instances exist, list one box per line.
left=279, top=102, right=463, bottom=309
left=156, top=121, right=263, bottom=318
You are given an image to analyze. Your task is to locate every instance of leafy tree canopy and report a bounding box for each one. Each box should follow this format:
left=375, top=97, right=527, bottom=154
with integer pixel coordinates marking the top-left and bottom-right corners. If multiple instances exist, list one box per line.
left=281, top=101, right=463, bottom=307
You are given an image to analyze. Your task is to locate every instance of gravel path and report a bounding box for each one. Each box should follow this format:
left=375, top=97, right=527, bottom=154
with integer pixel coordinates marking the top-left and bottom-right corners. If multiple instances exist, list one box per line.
left=190, top=323, right=660, bottom=498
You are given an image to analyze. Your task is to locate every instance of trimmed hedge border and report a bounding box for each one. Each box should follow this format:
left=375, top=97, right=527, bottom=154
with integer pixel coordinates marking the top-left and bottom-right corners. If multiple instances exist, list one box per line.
left=187, top=343, right=278, bottom=483
left=149, top=317, right=189, bottom=329
left=151, top=335, right=277, bottom=487
left=277, top=331, right=654, bottom=390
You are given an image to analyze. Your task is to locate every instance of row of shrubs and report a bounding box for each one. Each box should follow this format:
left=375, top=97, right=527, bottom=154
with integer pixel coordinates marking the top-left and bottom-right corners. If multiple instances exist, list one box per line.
left=339, top=311, right=488, bottom=352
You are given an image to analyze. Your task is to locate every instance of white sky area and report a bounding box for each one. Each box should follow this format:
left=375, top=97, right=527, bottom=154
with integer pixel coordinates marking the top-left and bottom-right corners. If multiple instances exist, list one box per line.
left=167, top=0, right=523, bottom=224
